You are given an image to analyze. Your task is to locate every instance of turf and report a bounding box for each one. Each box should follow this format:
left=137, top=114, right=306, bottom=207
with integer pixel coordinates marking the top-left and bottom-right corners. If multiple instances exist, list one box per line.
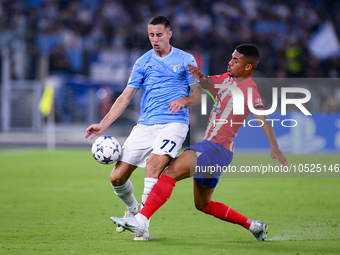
left=0, top=149, right=339, bottom=255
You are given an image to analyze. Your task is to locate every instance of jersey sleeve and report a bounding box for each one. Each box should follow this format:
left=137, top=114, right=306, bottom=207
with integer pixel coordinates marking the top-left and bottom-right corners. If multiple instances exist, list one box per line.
left=210, top=72, right=229, bottom=79
left=127, top=58, right=144, bottom=89
left=250, top=86, right=265, bottom=110
left=209, top=72, right=230, bottom=89
left=185, top=54, right=199, bottom=87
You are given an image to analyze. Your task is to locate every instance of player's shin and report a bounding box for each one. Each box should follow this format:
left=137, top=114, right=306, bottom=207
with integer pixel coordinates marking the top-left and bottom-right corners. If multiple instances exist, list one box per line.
left=139, top=174, right=176, bottom=219
left=202, top=201, right=252, bottom=230
left=141, top=177, right=158, bottom=230
left=113, top=180, right=140, bottom=214
left=141, top=177, right=158, bottom=207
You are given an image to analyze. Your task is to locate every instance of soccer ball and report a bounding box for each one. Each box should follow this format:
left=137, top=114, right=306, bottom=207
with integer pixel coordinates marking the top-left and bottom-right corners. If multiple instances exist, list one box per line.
left=91, top=135, right=121, bottom=164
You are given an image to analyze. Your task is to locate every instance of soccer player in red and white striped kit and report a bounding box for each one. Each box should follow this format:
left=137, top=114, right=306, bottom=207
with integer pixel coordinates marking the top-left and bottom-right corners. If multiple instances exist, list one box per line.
left=111, top=44, right=289, bottom=241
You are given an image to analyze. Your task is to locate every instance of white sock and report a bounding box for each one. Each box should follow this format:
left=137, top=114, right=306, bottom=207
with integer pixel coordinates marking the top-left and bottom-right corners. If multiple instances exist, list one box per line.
left=141, top=177, right=158, bottom=207
left=135, top=213, right=149, bottom=228
left=141, top=177, right=157, bottom=229
left=113, top=179, right=139, bottom=214
left=249, top=221, right=255, bottom=232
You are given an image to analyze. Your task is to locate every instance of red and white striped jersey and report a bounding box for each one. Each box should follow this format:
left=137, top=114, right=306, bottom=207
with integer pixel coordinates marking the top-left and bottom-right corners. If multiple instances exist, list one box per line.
left=203, top=72, right=265, bottom=153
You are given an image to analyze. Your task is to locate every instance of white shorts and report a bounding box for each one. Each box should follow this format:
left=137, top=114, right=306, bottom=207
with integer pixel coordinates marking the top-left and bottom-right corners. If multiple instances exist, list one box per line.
left=119, top=123, right=189, bottom=168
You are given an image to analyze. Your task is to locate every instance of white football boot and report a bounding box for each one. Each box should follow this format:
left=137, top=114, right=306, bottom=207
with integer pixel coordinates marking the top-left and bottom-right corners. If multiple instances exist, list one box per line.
left=133, top=229, right=150, bottom=241
left=115, top=204, right=141, bottom=233
left=249, top=221, right=268, bottom=241
left=111, top=216, right=145, bottom=236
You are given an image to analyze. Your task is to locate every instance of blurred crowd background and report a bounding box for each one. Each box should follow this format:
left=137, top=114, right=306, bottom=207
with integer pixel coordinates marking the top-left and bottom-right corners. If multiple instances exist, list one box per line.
left=0, top=0, right=339, bottom=136
left=1, top=0, right=339, bottom=78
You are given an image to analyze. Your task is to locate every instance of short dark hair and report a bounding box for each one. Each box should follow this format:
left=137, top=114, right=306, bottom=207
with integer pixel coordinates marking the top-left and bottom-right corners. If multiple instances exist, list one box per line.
left=236, top=44, right=260, bottom=68
left=236, top=44, right=260, bottom=59
left=148, top=16, right=171, bottom=30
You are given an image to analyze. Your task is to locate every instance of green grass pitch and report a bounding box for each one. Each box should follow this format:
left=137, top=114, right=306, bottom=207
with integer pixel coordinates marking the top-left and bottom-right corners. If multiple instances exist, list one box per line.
left=0, top=149, right=339, bottom=255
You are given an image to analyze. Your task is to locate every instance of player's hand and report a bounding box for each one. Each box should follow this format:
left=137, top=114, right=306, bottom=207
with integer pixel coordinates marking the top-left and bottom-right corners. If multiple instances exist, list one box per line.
left=187, top=64, right=203, bottom=80
left=167, top=98, right=188, bottom=114
left=85, top=123, right=106, bottom=139
left=270, top=147, right=289, bottom=168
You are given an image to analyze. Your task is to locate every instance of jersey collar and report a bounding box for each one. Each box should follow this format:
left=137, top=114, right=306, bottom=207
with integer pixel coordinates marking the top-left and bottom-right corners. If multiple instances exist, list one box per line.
left=154, top=46, right=174, bottom=60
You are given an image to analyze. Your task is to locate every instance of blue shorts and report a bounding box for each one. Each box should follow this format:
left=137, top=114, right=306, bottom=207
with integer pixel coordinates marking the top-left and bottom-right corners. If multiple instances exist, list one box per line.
left=186, top=140, right=233, bottom=188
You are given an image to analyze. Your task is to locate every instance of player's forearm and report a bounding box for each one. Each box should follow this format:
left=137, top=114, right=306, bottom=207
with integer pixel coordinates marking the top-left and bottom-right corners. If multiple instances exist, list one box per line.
left=261, top=120, right=279, bottom=149
left=100, top=94, right=131, bottom=128
left=100, top=87, right=136, bottom=128
left=199, top=76, right=211, bottom=86
left=259, top=116, right=289, bottom=166
left=189, top=84, right=203, bottom=106
left=255, top=115, right=280, bottom=149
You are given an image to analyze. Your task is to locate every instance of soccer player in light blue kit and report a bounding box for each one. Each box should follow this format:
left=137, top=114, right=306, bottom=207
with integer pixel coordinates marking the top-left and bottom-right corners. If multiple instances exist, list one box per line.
left=85, top=16, right=202, bottom=240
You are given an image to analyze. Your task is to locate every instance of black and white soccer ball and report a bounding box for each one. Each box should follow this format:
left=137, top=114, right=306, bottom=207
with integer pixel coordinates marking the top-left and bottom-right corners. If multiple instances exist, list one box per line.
left=91, top=135, right=121, bottom=164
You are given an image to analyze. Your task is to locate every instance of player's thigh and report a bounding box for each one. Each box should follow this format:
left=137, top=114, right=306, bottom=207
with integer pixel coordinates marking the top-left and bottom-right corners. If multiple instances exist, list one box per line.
left=152, top=123, right=189, bottom=159
left=163, top=149, right=197, bottom=181
left=110, top=161, right=137, bottom=186
left=193, top=179, right=215, bottom=211
left=119, top=124, right=154, bottom=168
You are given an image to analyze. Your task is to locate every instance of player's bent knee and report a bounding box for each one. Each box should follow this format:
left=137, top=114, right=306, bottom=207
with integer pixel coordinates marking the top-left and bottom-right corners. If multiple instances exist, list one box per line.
left=110, top=171, right=127, bottom=186
left=163, top=168, right=181, bottom=180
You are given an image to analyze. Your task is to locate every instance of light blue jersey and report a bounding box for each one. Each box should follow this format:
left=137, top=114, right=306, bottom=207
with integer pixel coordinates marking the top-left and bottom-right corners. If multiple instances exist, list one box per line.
left=127, top=46, right=198, bottom=125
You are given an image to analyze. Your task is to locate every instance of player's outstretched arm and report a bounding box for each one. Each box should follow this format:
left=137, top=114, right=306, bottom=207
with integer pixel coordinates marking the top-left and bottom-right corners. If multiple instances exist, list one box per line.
left=85, top=87, right=138, bottom=139
left=187, top=64, right=210, bottom=85
left=253, top=114, right=289, bottom=167
left=189, top=83, right=203, bottom=106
